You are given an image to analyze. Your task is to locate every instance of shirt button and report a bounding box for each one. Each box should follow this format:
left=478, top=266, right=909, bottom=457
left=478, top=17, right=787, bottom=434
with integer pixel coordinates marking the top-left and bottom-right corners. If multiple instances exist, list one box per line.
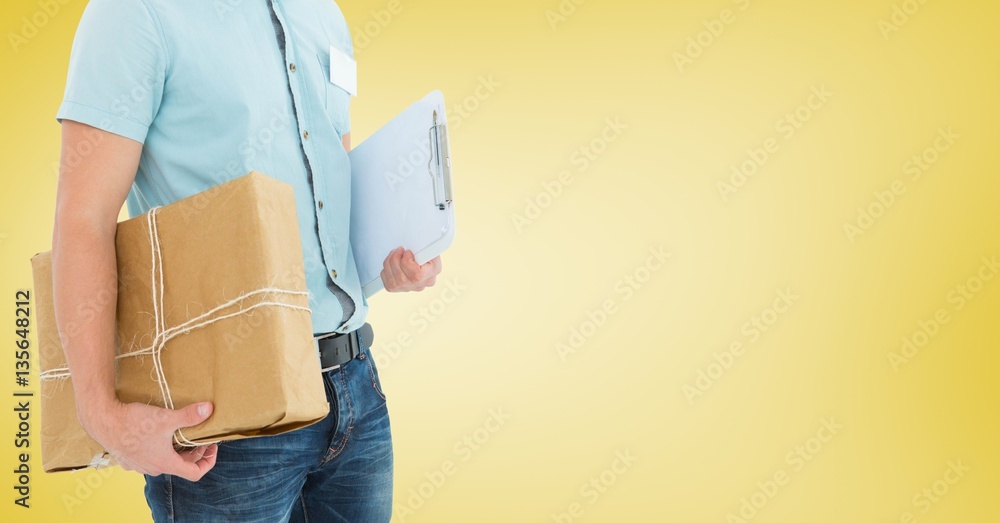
left=318, top=200, right=324, bottom=210
left=330, top=270, right=338, bottom=279
left=302, top=131, right=310, bottom=140
left=289, top=63, right=296, bottom=72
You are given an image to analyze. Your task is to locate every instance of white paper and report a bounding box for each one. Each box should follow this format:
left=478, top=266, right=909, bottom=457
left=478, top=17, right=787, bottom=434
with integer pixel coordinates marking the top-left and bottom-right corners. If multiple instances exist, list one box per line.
left=329, top=45, right=357, bottom=96
left=349, top=91, right=456, bottom=297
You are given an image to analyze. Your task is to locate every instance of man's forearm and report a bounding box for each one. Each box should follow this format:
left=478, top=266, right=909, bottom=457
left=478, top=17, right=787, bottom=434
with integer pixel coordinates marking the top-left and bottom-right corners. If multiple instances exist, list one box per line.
left=47, top=122, right=218, bottom=480
left=52, top=210, right=121, bottom=417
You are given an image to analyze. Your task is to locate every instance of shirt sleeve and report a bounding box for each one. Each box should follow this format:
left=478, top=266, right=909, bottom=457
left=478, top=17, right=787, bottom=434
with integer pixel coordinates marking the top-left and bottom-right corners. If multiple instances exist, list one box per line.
left=56, top=0, right=167, bottom=144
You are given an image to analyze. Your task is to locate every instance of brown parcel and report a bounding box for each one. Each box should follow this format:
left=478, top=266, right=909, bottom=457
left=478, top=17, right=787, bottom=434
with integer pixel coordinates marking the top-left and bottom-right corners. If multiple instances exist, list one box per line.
left=31, top=172, right=329, bottom=472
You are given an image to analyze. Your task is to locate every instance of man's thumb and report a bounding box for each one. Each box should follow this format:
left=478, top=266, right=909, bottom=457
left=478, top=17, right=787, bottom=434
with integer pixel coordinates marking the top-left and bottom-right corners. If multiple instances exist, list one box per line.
left=174, top=402, right=213, bottom=428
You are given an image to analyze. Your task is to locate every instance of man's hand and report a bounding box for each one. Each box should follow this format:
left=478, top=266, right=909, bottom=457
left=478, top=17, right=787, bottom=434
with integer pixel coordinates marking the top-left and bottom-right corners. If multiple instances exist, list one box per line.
left=381, top=247, right=442, bottom=292
left=53, top=121, right=218, bottom=481
left=79, top=399, right=218, bottom=481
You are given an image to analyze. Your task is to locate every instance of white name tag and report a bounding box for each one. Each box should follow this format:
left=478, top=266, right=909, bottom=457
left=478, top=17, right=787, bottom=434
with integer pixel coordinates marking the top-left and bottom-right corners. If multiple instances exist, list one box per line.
left=329, top=45, right=357, bottom=97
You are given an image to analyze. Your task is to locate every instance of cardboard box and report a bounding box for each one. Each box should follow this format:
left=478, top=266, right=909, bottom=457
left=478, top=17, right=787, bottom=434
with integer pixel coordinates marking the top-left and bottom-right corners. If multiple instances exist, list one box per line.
left=32, top=172, right=328, bottom=472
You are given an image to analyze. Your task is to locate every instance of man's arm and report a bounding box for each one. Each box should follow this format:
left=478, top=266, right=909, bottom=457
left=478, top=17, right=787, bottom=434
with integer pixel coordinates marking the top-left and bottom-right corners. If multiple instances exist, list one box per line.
left=52, top=121, right=216, bottom=481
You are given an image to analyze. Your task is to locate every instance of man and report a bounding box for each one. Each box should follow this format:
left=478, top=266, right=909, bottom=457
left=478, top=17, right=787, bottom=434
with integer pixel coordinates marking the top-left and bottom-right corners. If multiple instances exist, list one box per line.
left=51, top=0, right=441, bottom=521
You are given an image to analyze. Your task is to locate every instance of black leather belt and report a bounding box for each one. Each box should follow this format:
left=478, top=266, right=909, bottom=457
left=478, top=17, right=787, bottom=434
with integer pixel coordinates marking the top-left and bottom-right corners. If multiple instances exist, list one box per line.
left=315, top=323, right=374, bottom=371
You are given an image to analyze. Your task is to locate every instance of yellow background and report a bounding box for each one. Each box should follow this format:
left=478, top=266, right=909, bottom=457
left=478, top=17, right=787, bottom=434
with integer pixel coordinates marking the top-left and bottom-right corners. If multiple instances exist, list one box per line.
left=2, top=0, right=998, bottom=521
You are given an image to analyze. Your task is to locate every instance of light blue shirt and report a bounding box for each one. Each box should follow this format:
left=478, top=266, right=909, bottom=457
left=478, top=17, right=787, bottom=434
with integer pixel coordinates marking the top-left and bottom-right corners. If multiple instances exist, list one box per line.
left=57, top=0, right=366, bottom=335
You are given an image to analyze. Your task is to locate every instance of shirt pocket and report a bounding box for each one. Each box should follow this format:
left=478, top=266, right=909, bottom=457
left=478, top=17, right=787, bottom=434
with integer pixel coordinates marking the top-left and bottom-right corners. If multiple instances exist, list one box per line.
left=316, top=52, right=351, bottom=137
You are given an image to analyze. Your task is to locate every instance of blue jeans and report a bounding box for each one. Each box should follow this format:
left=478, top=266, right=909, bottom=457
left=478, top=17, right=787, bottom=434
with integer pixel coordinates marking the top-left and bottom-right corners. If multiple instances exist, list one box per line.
left=144, top=347, right=393, bottom=522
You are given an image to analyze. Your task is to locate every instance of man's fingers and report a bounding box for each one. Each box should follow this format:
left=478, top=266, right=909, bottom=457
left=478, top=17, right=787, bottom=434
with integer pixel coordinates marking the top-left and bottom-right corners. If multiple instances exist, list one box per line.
left=402, top=253, right=442, bottom=284
left=423, top=256, right=443, bottom=275
left=383, top=247, right=403, bottom=284
left=194, top=448, right=218, bottom=477
left=186, top=446, right=219, bottom=479
left=383, top=248, right=442, bottom=292
left=388, top=248, right=410, bottom=287
left=380, top=267, right=394, bottom=289
left=177, top=444, right=217, bottom=470
left=414, top=278, right=435, bottom=291
left=382, top=248, right=401, bottom=288
left=170, top=402, right=213, bottom=430
left=178, top=446, right=207, bottom=463
left=167, top=451, right=217, bottom=483
left=168, top=460, right=205, bottom=482
left=400, top=250, right=425, bottom=282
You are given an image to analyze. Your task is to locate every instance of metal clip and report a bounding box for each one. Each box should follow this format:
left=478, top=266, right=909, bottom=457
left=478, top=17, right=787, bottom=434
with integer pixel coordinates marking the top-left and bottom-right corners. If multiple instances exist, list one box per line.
left=427, top=110, right=453, bottom=210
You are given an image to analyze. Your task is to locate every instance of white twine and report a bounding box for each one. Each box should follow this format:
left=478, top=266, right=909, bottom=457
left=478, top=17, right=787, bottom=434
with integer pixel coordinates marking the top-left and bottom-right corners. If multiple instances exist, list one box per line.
left=40, top=207, right=311, bottom=449
left=88, top=452, right=111, bottom=469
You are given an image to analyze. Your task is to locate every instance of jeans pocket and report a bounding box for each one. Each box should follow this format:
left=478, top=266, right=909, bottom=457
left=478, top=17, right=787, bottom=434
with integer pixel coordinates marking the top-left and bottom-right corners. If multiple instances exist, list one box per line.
left=363, top=352, right=387, bottom=402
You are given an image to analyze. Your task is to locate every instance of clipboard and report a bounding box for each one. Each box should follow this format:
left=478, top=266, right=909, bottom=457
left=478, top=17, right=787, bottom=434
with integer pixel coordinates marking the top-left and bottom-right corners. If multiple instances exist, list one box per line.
left=349, top=90, right=456, bottom=297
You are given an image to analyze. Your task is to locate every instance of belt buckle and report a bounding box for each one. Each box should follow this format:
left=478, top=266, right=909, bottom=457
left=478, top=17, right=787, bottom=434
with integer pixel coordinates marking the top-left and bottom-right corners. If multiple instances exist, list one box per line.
left=316, top=326, right=367, bottom=373
left=314, top=330, right=342, bottom=342
left=315, top=330, right=345, bottom=372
